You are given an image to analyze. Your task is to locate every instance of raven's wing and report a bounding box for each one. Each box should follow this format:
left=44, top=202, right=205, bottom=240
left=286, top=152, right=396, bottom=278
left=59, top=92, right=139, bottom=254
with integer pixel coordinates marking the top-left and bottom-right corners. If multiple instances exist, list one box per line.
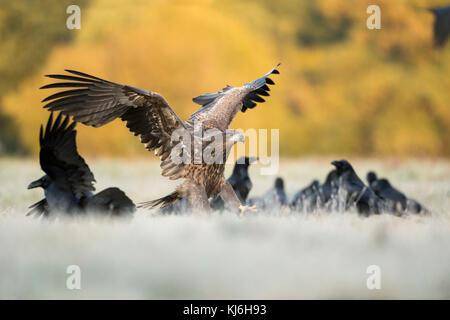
left=41, top=70, right=189, bottom=180
left=374, top=180, right=407, bottom=210
left=40, top=113, right=95, bottom=195
left=82, top=187, right=136, bottom=217
left=26, top=199, right=49, bottom=218
left=187, top=64, right=280, bottom=131
left=341, top=172, right=381, bottom=213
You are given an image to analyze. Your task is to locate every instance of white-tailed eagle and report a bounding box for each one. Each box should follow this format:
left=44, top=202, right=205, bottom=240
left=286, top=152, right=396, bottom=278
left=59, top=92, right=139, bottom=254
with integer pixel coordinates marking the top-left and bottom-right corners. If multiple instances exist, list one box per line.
left=39, top=64, right=280, bottom=213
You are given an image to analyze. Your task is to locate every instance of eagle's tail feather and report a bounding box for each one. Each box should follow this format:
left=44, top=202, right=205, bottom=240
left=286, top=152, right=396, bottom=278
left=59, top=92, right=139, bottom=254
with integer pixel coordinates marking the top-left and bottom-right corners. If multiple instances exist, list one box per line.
left=138, top=191, right=182, bottom=209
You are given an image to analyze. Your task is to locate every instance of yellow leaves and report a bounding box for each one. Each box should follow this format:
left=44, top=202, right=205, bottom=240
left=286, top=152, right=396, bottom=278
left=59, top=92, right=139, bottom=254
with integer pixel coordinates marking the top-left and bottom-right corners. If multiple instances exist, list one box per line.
left=374, top=107, right=443, bottom=156
left=3, top=0, right=281, bottom=157
left=2, top=0, right=450, bottom=157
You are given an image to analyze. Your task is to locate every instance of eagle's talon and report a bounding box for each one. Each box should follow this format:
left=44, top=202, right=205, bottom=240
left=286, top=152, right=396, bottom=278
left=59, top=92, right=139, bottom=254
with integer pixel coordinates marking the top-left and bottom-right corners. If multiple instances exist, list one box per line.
left=239, top=204, right=257, bottom=216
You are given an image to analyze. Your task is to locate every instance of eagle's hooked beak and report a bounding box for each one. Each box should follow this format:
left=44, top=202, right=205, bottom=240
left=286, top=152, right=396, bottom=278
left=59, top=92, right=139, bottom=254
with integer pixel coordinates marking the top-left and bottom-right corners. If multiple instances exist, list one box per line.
left=28, top=178, right=43, bottom=190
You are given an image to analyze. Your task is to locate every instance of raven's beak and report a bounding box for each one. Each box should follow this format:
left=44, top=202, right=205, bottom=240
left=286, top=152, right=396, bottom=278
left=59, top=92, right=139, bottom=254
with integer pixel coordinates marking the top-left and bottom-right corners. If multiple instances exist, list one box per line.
left=27, top=179, right=42, bottom=190
left=331, top=160, right=339, bottom=167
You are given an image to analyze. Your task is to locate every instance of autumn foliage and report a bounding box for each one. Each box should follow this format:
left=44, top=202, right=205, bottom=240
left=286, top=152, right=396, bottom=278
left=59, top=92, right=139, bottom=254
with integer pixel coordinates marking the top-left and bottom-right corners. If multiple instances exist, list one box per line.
left=1, top=0, right=449, bottom=157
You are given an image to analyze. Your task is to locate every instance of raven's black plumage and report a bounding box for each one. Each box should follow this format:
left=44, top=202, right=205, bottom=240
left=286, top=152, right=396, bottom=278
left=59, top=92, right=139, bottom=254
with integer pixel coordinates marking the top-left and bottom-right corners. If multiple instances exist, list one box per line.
left=82, top=187, right=136, bottom=217
left=428, top=5, right=450, bottom=47
left=27, top=113, right=135, bottom=218
left=367, top=171, right=429, bottom=215
left=331, top=160, right=382, bottom=216
left=290, top=169, right=339, bottom=212
left=248, top=177, right=288, bottom=210
left=290, top=180, right=320, bottom=212
left=320, top=169, right=339, bottom=207
left=210, top=156, right=257, bottom=211
left=366, top=171, right=407, bottom=215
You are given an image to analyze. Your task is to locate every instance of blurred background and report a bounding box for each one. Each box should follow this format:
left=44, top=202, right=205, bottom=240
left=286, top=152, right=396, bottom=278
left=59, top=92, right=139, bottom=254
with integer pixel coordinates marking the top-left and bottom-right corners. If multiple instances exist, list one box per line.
left=0, top=0, right=449, bottom=158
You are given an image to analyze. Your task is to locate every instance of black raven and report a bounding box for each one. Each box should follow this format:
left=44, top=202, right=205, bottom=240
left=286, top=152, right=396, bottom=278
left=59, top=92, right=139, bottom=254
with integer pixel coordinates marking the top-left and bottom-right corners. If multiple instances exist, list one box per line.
left=367, top=171, right=429, bottom=215
left=366, top=171, right=407, bottom=215
left=248, top=177, right=288, bottom=211
left=290, top=169, right=339, bottom=212
left=290, top=170, right=338, bottom=212
left=428, top=5, right=450, bottom=47
left=27, top=113, right=136, bottom=218
left=331, top=160, right=382, bottom=216
left=290, top=180, right=320, bottom=212
left=210, top=156, right=258, bottom=211
left=320, top=169, right=339, bottom=209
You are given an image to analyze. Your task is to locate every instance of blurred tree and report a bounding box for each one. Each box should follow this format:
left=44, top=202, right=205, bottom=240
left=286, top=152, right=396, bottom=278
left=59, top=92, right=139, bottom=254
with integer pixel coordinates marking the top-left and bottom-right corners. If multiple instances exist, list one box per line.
left=296, top=2, right=353, bottom=46
left=2, top=0, right=450, bottom=157
left=0, top=0, right=90, bottom=154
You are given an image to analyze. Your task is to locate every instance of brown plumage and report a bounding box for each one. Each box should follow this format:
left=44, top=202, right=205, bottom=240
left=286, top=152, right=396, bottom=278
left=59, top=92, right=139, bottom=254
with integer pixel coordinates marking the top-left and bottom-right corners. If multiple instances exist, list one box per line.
left=40, top=64, right=280, bottom=212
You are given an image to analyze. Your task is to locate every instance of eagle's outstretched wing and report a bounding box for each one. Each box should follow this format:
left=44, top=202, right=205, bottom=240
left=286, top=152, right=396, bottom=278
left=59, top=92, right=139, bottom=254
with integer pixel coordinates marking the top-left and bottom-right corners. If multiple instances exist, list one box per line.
left=40, top=113, right=95, bottom=195
left=41, top=70, right=189, bottom=180
left=187, top=64, right=280, bottom=131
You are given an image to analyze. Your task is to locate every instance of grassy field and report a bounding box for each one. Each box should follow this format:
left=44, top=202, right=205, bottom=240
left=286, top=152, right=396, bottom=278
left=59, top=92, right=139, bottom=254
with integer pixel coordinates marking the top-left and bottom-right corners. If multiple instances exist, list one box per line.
left=0, top=157, right=449, bottom=299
